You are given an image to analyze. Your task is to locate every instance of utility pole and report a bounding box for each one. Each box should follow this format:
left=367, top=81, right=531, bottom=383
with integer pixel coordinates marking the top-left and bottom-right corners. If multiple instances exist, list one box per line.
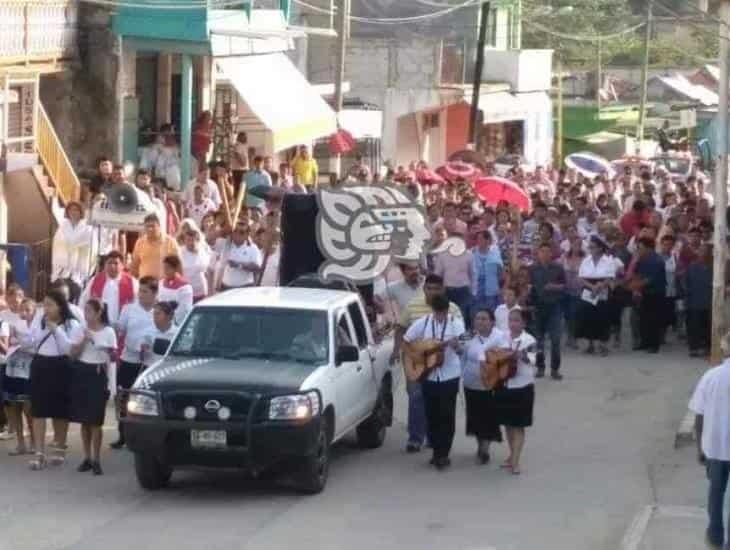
left=333, top=0, right=350, bottom=179
left=711, top=0, right=730, bottom=364
left=469, top=1, right=490, bottom=144
left=556, top=55, right=563, bottom=164
left=596, top=39, right=602, bottom=113
left=636, top=0, right=653, bottom=154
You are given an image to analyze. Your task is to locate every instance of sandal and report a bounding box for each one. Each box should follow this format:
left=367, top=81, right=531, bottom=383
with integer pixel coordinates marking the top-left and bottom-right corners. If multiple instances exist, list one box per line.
left=48, top=449, right=66, bottom=466
left=9, top=446, right=29, bottom=456
left=511, top=467, right=521, bottom=475
left=29, top=453, right=46, bottom=470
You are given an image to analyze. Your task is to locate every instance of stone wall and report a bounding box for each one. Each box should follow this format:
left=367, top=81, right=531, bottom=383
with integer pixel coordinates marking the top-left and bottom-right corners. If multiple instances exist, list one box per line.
left=40, top=4, right=121, bottom=176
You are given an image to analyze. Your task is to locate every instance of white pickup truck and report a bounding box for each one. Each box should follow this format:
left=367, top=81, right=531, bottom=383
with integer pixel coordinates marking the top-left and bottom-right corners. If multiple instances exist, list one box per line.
left=123, top=287, right=395, bottom=494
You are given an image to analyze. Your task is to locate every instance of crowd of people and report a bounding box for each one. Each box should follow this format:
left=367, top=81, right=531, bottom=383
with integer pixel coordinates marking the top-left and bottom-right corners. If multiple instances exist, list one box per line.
left=0, top=136, right=722, bottom=483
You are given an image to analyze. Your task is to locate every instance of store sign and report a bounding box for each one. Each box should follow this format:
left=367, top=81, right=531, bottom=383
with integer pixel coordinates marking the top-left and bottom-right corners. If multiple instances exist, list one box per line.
left=20, top=84, right=35, bottom=153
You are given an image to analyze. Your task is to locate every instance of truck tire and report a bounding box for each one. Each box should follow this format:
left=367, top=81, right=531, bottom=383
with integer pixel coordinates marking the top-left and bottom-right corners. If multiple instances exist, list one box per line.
left=296, top=418, right=330, bottom=495
left=134, top=452, right=172, bottom=490
left=356, top=384, right=391, bottom=449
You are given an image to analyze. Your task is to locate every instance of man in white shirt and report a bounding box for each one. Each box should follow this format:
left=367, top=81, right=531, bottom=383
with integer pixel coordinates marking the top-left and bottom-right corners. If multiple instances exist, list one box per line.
left=111, top=276, right=158, bottom=449
left=689, top=332, right=730, bottom=548
left=79, top=251, right=139, bottom=325
left=218, top=222, right=263, bottom=290
left=403, top=294, right=465, bottom=470
left=183, top=165, right=222, bottom=210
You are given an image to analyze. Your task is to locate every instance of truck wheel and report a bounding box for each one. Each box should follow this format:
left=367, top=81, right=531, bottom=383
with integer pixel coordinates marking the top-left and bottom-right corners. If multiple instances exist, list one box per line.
left=356, top=384, right=391, bottom=449
left=134, top=452, right=172, bottom=490
left=296, top=419, right=330, bottom=495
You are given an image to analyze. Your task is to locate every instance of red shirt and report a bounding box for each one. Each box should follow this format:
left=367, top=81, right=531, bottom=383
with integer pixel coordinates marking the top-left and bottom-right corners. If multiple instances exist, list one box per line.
left=620, top=209, right=651, bottom=237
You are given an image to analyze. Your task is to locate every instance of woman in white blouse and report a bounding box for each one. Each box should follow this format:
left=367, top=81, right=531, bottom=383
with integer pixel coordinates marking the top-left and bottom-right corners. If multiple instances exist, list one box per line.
left=141, top=301, right=178, bottom=368
left=495, top=309, right=537, bottom=476
left=52, top=202, right=92, bottom=284
left=180, top=228, right=212, bottom=301
left=69, top=299, right=117, bottom=475
left=22, top=290, right=81, bottom=470
left=576, top=235, right=618, bottom=356
left=462, top=308, right=509, bottom=464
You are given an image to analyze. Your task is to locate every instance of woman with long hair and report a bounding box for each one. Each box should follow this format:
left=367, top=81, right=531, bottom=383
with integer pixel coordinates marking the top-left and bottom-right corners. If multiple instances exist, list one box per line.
left=462, top=309, right=509, bottom=464
left=23, top=290, right=81, bottom=470
left=69, top=299, right=116, bottom=475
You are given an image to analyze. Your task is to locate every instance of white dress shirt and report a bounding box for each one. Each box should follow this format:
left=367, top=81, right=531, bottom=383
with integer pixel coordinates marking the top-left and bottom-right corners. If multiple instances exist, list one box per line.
left=220, top=240, right=263, bottom=288
left=404, top=313, right=465, bottom=382
left=578, top=254, right=619, bottom=303
left=116, top=302, right=155, bottom=364
left=180, top=248, right=211, bottom=298
left=462, top=329, right=509, bottom=390
left=689, top=359, right=730, bottom=461
left=80, top=274, right=139, bottom=325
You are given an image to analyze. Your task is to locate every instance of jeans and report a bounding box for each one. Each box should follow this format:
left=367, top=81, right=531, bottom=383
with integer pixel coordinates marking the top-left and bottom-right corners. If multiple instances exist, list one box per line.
left=421, top=378, right=460, bottom=459
left=446, top=286, right=473, bottom=328
left=707, top=459, right=730, bottom=546
left=534, top=303, right=562, bottom=372
left=406, top=380, right=427, bottom=446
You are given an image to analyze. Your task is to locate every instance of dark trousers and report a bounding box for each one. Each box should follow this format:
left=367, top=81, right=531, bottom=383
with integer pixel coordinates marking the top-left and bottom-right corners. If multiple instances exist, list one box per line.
left=687, top=309, right=711, bottom=352
left=639, top=294, right=663, bottom=351
left=116, top=361, right=145, bottom=441
left=534, top=303, right=562, bottom=372
left=707, top=459, right=730, bottom=546
left=446, top=286, right=473, bottom=329
left=421, top=378, right=459, bottom=460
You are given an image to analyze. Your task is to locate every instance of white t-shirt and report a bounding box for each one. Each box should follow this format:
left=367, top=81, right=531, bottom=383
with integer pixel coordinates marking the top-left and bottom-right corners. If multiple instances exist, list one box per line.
left=144, top=325, right=178, bottom=367
left=180, top=247, right=212, bottom=298
left=72, top=325, right=117, bottom=365
left=187, top=198, right=217, bottom=228
left=503, top=331, right=537, bottom=389
left=461, top=329, right=509, bottom=390
left=403, top=313, right=465, bottom=382
left=494, top=303, right=521, bottom=333
left=221, top=241, right=263, bottom=288
left=578, top=254, right=619, bottom=303
left=116, top=302, right=155, bottom=364
left=689, top=360, right=730, bottom=461
left=22, top=317, right=81, bottom=357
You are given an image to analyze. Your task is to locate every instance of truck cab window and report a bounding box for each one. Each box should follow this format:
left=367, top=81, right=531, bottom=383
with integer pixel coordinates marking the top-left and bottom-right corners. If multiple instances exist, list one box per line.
left=347, top=302, right=368, bottom=349
left=337, top=315, right=353, bottom=348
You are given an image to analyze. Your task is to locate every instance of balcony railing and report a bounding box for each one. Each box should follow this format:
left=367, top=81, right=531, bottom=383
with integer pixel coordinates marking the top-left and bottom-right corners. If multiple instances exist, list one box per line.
left=0, top=1, right=77, bottom=63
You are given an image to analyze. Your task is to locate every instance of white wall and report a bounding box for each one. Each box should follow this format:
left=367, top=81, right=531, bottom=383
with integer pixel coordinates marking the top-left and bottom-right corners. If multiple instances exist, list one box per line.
left=482, top=49, right=553, bottom=93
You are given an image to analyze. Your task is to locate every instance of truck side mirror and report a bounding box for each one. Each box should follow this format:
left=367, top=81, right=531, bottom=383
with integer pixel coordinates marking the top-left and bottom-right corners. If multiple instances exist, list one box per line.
left=153, top=338, right=171, bottom=356
left=335, top=344, right=358, bottom=365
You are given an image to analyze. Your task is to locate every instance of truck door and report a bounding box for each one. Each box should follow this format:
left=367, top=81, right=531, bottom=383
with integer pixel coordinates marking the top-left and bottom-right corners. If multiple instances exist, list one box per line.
left=332, top=310, right=362, bottom=432
left=347, top=301, right=378, bottom=419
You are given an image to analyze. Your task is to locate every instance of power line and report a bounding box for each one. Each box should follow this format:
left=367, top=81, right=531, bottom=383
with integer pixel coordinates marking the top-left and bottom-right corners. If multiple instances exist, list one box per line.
left=524, top=19, right=646, bottom=42
left=293, top=0, right=482, bottom=24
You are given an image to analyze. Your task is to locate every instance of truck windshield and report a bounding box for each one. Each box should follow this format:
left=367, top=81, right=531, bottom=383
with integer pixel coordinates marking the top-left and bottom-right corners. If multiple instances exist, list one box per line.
left=170, top=307, right=329, bottom=365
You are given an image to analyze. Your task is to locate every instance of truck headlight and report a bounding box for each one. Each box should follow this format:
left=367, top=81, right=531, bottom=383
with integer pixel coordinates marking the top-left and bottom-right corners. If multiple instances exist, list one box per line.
left=269, top=391, right=320, bottom=420
left=127, top=392, right=159, bottom=416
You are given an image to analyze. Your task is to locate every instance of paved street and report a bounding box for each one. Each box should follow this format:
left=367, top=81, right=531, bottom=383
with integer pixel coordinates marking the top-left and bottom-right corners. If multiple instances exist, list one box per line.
left=0, top=342, right=709, bottom=550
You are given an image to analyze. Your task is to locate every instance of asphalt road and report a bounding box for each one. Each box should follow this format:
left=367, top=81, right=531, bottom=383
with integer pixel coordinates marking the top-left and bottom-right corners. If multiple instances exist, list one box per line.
left=0, top=342, right=706, bottom=550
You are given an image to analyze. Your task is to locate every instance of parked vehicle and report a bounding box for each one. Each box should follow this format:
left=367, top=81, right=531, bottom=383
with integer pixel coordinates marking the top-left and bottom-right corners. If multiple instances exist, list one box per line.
left=123, top=287, right=395, bottom=494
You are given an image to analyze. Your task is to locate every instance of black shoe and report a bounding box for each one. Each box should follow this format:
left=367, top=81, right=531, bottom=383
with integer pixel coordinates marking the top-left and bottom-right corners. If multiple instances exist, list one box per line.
left=550, top=370, right=563, bottom=381
left=477, top=450, right=490, bottom=465
left=406, top=442, right=422, bottom=454
left=109, top=439, right=125, bottom=450
left=91, top=461, right=103, bottom=476
left=536, top=368, right=545, bottom=379
left=77, top=459, right=93, bottom=473
left=434, top=457, right=451, bottom=471
left=633, top=344, right=647, bottom=351
left=705, top=529, right=722, bottom=549
left=429, top=455, right=436, bottom=466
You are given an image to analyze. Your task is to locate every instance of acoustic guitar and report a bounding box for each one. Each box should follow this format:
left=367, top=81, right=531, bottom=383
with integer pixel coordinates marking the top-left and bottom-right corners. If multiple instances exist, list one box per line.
left=480, top=348, right=518, bottom=391
left=402, top=340, right=446, bottom=383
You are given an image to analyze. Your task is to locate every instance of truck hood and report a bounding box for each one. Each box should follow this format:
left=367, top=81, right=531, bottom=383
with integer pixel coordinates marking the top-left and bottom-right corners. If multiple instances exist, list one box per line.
left=135, top=356, right=323, bottom=395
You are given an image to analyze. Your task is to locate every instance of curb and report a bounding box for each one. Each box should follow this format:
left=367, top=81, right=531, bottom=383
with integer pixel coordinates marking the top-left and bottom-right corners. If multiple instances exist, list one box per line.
left=674, top=409, right=695, bottom=449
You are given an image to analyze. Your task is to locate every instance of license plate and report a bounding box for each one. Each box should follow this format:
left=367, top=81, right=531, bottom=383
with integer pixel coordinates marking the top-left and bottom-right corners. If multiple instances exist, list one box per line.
left=190, top=430, right=227, bottom=449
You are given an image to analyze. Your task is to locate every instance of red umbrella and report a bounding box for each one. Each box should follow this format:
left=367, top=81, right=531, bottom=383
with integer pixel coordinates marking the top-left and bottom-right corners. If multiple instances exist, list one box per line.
left=435, top=161, right=482, bottom=183
left=328, top=128, right=356, bottom=154
left=415, top=167, right=446, bottom=185
left=473, top=176, right=531, bottom=212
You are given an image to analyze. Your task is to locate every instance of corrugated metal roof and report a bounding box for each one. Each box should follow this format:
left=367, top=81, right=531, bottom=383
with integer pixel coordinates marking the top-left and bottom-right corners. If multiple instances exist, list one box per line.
left=651, top=74, right=718, bottom=106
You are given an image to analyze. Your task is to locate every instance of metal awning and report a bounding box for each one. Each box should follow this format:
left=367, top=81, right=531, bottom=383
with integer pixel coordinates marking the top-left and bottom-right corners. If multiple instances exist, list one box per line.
left=216, top=53, right=337, bottom=152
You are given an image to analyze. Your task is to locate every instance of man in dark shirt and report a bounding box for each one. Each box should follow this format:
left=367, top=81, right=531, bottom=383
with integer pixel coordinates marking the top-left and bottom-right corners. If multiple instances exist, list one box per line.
left=529, top=242, right=567, bottom=379
left=635, top=237, right=666, bottom=353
